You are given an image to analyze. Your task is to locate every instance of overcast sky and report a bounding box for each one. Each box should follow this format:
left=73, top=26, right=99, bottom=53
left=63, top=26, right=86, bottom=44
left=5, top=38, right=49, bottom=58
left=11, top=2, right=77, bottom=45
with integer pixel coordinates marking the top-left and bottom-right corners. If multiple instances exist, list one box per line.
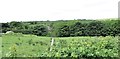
left=0, top=0, right=119, bottom=23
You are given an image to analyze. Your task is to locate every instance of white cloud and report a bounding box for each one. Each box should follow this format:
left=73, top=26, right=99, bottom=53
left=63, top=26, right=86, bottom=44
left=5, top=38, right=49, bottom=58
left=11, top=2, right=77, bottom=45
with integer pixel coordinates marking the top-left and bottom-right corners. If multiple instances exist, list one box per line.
left=0, top=0, right=119, bottom=23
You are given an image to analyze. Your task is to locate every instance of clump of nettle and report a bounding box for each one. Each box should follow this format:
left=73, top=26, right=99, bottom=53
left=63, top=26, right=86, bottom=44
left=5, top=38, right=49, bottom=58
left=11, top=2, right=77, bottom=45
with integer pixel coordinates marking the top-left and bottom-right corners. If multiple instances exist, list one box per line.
left=6, top=44, right=17, bottom=57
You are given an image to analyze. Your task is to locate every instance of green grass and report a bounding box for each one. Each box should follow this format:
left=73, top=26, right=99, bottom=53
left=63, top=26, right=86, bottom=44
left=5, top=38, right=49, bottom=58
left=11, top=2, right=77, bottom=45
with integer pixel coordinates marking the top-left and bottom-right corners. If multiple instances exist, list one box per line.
left=1, top=33, right=119, bottom=57
left=0, top=37, right=2, bottom=58
left=2, top=33, right=51, bottom=57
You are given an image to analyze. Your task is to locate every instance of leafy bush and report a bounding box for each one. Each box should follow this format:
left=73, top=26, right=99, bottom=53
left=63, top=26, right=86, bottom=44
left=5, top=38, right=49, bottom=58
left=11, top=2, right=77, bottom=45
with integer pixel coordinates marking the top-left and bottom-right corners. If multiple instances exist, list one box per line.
left=41, top=36, right=119, bottom=58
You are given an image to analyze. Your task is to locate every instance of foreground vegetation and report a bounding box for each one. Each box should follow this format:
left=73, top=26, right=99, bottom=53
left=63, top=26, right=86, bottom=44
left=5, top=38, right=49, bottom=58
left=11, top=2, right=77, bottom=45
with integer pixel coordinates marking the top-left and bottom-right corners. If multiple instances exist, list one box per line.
left=2, top=33, right=119, bottom=58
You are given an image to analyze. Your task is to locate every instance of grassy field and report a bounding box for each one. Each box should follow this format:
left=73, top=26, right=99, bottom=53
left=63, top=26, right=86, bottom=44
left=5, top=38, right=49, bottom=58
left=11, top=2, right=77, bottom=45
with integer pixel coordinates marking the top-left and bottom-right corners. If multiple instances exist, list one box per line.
left=0, top=37, right=2, bottom=58
left=1, top=33, right=119, bottom=57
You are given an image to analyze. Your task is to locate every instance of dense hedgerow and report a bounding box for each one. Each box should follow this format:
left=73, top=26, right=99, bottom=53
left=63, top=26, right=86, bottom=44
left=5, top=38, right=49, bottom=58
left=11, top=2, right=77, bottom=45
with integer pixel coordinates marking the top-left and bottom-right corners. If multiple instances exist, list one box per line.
left=1, top=19, right=120, bottom=37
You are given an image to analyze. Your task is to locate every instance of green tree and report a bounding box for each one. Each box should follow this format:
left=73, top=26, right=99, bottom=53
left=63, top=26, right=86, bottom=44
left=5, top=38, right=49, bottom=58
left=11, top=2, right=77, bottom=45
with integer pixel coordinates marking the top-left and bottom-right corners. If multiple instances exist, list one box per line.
left=57, top=25, right=70, bottom=37
left=33, top=25, right=48, bottom=36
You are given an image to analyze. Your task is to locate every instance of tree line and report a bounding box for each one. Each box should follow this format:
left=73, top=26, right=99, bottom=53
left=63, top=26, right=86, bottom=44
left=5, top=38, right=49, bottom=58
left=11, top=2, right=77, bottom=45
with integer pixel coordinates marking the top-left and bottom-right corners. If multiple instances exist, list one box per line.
left=1, top=19, right=120, bottom=37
